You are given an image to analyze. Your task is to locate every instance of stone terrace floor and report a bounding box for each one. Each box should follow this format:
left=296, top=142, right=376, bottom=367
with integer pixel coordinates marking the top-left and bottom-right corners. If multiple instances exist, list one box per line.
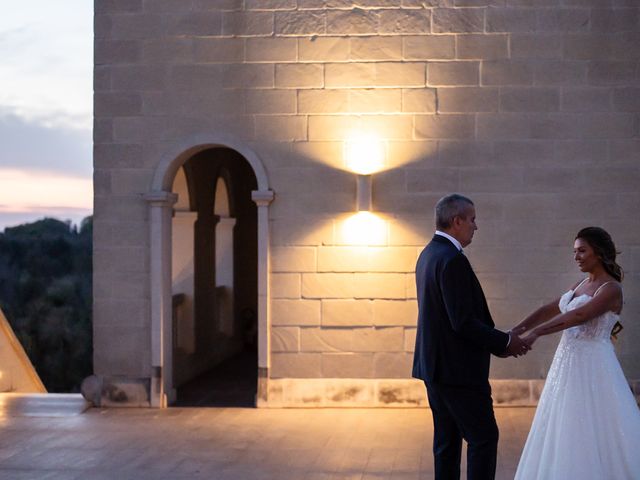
left=0, top=401, right=535, bottom=480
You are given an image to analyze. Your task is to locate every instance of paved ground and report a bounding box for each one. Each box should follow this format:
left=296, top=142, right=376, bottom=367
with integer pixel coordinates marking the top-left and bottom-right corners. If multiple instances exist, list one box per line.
left=0, top=399, right=534, bottom=480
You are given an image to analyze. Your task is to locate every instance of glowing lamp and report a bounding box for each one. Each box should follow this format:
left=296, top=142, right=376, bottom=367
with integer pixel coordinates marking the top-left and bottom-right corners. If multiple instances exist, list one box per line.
left=344, top=136, right=384, bottom=212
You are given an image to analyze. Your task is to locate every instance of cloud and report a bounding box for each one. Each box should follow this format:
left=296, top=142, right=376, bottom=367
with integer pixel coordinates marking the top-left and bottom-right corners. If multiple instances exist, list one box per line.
left=0, top=113, right=91, bottom=177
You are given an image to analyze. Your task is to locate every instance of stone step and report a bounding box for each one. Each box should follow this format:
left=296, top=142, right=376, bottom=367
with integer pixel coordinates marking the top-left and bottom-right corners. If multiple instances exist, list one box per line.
left=0, top=393, right=90, bottom=417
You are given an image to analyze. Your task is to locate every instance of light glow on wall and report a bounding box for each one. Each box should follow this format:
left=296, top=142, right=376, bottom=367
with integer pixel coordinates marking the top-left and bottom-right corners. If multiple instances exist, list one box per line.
left=340, top=211, right=387, bottom=246
left=344, top=135, right=385, bottom=175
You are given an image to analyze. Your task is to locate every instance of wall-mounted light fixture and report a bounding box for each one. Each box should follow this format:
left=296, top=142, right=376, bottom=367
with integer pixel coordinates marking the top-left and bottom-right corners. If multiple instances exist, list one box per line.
left=344, top=135, right=384, bottom=212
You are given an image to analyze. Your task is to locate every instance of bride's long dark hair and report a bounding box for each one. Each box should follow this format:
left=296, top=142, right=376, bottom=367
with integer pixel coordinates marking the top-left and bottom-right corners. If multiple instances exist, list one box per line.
left=575, top=227, right=624, bottom=337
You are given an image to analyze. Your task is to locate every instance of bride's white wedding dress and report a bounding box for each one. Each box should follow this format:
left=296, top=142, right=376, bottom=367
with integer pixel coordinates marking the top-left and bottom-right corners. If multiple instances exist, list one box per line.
left=515, top=283, right=640, bottom=479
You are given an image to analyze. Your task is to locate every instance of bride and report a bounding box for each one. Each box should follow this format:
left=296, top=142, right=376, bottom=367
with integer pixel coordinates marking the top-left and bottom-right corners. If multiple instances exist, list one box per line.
left=511, top=227, right=640, bottom=479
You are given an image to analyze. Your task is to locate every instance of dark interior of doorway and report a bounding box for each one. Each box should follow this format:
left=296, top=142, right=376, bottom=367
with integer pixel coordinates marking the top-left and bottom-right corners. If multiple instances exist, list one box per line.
left=175, top=350, right=257, bottom=407
left=173, top=147, right=258, bottom=407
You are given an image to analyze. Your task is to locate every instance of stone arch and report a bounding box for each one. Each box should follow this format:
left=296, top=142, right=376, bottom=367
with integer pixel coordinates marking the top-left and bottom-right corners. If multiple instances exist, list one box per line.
left=146, top=134, right=273, bottom=407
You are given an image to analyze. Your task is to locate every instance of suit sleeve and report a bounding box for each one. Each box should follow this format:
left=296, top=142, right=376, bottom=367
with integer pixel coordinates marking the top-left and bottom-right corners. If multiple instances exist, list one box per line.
left=440, top=254, right=509, bottom=353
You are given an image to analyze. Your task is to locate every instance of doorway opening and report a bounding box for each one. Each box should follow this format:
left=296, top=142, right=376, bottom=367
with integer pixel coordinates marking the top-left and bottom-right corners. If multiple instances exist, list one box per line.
left=170, top=148, right=258, bottom=406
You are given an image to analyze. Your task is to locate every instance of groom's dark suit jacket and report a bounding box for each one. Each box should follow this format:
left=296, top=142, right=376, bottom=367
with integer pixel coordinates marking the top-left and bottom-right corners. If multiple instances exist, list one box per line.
left=412, top=235, right=509, bottom=386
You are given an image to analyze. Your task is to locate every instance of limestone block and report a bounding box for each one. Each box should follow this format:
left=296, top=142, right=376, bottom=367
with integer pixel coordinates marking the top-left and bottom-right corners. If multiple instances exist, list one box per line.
left=375, top=62, right=425, bottom=87
left=500, top=88, right=560, bottom=112
left=613, top=87, right=640, bottom=112
left=433, top=8, right=484, bottom=33
left=246, top=0, right=296, bottom=8
left=427, top=61, right=479, bottom=86
left=271, top=353, right=322, bottom=378
left=414, top=114, right=475, bottom=139
left=609, top=140, right=640, bottom=165
left=166, top=12, right=223, bottom=37
left=350, top=36, right=402, bottom=61
left=317, top=247, right=416, bottom=273
left=298, top=89, right=349, bottom=114
left=460, top=166, right=524, bottom=193
left=558, top=87, right=611, bottom=113
left=300, top=327, right=353, bottom=352
left=349, top=89, right=401, bottom=113
left=325, top=63, right=376, bottom=88
left=246, top=90, right=296, bottom=114
left=86, top=376, right=150, bottom=408
left=587, top=61, right=636, bottom=86
left=377, top=379, right=426, bottom=407
left=563, top=34, right=612, bottom=61
left=403, top=35, right=455, bottom=61
left=494, top=140, right=555, bottom=167
left=373, top=300, right=417, bottom=328
left=321, top=353, right=374, bottom=378
left=110, top=13, right=172, bottom=39
left=405, top=273, right=417, bottom=299
left=373, top=352, right=413, bottom=377
left=590, top=7, right=639, bottom=33
left=386, top=215, right=430, bottom=246
left=223, top=11, right=274, bottom=36
left=270, top=216, right=334, bottom=246
left=533, top=61, right=586, bottom=86
left=511, top=34, right=563, bottom=59
left=193, top=38, right=244, bottom=63
left=299, top=37, right=350, bottom=62
left=476, top=113, right=529, bottom=139
left=94, top=298, right=149, bottom=328
left=379, top=9, right=430, bottom=34
left=360, top=114, right=414, bottom=139
left=147, top=0, right=200, bottom=12
left=272, top=299, right=321, bottom=326
left=303, top=274, right=356, bottom=299
left=401, top=88, right=436, bottom=113
left=169, top=64, right=223, bottom=91
left=353, top=273, right=406, bottom=299
left=386, top=141, right=438, bottom=170
left=109, top=168, right=154, bottom=195
left=438, top=87, right=499, bottom=113
left=482, top=61, right=533, bottom=86
left=279, top=378, right=323, bottom=406
left=321, top=299, right=373, bottom=326
left=352, top=327, right=404, bottom=352
left=271, top=327, right=300, bottom=352
left=94, top=66, right=111, bottom=92
left=404, top=327, right=416, bottom=352
left=486, top=7, right=537, bottom=33
left=95, top=39, right=141, bottom=65
left=93, top=326, right=149, bottom=376
left=271, top=246, right=317, bottom=272
left=276, top=10, right=326, bottom=35
left=95, top=92, right=142, bottom=117
left=96, top=0, right=142, bottom=14
left=324, top=380, right=374, bottom=407
left=93, top=144, right=145, bottom=168
left=539, top=7, right=591, bottom=33
left=246, top=38, right=297, bottom=62
left=491, top=380, right=535, bottom=406
left=406, top=167, right=459, bottom=192
left=255, top=115, right=307, bottom=141
left=457, top=34, right=508, bottom=59
left=308, top=115, right=359, bottom=140
left=275, top=63, right=324, bottom=88
left=271, top=273, right=302, bottom=299
left=327, top=8, right=379, bottom=35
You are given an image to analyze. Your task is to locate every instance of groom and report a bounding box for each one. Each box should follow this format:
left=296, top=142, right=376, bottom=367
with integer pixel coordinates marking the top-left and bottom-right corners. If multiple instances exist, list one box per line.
left=412, top=193, right=531, bottom=480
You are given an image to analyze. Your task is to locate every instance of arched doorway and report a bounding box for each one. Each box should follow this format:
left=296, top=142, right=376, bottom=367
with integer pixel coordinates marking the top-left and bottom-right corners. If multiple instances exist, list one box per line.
left=145, top=134, right=274, bottom=407
left=169, top=148, right=258, bottom=406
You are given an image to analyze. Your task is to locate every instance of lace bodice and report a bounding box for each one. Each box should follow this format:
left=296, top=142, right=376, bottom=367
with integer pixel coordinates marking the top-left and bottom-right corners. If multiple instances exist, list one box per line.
left=558, top=290, right=619, bottom=342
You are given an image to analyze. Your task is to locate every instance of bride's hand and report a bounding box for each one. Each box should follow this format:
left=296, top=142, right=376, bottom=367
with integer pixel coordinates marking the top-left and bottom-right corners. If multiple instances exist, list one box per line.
left=509, top=325, right=527, bottom=336
left=522, top=331, right=539, bottom=347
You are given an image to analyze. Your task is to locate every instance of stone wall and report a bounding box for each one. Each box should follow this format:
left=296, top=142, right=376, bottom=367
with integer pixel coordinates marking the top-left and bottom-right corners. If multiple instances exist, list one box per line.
left=94, top=0, right=640, bottom=403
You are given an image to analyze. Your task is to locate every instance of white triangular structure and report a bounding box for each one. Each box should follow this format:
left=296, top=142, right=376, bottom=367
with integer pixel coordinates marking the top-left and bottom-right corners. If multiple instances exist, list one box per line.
left=0, top=307, right=46, bottom=393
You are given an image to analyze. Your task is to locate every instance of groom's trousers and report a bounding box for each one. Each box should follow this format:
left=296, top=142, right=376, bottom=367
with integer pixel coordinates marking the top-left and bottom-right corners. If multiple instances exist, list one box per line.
left=425, top=382, right=499, bottom=480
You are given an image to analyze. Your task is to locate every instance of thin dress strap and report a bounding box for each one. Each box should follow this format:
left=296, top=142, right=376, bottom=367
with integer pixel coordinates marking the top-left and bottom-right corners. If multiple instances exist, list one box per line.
left=594, top=281, right=616, bottom=297
left=574, top=277, right=589, bottom=291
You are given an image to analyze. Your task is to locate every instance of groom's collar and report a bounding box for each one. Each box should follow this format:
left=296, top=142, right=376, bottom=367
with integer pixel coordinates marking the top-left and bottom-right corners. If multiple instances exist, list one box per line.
left=434, top=230, right=463, bottom=252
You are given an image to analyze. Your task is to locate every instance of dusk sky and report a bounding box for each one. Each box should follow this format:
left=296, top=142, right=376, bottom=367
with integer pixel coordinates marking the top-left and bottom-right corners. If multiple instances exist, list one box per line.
left=0, top=1, right=93, bottom=230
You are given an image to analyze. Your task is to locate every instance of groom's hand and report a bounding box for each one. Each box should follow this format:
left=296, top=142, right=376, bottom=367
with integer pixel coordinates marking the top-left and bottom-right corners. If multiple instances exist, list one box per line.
left=505, top=333, right=531, bottom=357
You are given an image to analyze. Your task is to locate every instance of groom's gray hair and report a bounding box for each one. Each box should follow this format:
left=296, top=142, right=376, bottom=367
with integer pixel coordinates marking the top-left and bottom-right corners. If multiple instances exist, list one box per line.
left=435, top=194, right=474, bottom=230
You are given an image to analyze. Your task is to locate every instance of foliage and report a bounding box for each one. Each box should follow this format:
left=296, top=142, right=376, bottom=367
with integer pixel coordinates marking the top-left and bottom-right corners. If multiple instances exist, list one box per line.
left=0, top=216, right=92, bottom=392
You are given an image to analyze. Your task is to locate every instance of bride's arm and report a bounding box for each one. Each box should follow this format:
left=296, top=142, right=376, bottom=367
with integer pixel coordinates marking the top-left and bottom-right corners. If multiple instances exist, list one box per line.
left=510, top=300, right=561, bottom=336
left=524, top=283, right=622, bottom=343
